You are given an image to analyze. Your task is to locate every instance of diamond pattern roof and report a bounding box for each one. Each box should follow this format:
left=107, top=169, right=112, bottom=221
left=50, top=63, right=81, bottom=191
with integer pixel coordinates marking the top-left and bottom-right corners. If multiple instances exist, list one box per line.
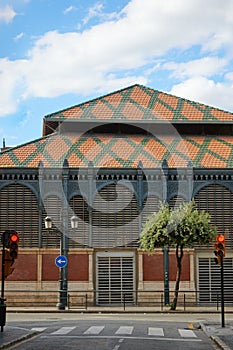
left=1, top=84, right=233, bottom=169
left=1, top=133, right=233, bottom=168
left=44, top=84, right=233, bottom=123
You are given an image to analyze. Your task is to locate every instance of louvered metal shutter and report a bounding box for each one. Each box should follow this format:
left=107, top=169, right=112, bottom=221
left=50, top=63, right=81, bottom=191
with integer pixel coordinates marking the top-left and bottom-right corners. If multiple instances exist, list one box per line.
left=0, top=184, right=39, bottom=247
left=194, top=184, right=233, bottom=247
left=42, top=196, right=61, bottom=248
left=142, top=195, right=160, bottom=225
left=96, top=252, right=135, bottom=305
left=168, top=195, right=185, bottom=209
left=92, top=184, right=139, bottom=248
left=198, top=257, right=233, bottom=304
left=69, top=195, right=89, bottom=247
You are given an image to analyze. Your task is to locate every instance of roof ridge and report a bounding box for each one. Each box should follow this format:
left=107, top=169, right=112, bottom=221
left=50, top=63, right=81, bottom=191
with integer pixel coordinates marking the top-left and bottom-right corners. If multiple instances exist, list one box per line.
left=44, top=84, right=142, bottom=119
left=44, top=84, right=233, bottom=120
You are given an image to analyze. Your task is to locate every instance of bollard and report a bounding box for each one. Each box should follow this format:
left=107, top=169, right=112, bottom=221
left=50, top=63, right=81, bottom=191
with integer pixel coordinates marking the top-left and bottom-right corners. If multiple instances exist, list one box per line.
left=0, top=298, right=6, bottom=332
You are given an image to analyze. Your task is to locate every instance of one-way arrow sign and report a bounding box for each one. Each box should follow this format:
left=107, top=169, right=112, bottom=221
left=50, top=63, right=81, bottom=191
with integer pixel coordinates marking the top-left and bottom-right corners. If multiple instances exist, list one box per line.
left=55, top=255, right=67, bottom=268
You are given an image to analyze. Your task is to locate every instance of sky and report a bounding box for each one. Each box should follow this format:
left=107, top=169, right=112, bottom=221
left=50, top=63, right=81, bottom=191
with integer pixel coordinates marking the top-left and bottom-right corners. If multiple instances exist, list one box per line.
left=1, top=0, right=233, bottom=147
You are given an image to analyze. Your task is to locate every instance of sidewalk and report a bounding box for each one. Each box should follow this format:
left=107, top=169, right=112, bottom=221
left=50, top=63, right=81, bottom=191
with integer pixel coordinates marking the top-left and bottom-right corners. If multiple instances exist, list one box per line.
left=0, top=306, right=232, bottom=349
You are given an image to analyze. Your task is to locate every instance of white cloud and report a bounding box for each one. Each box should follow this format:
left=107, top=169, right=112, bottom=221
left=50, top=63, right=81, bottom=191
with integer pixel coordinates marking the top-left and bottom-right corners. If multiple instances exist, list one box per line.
left=63, top=6, right=76, bottom=15
left=170, top=77, right=233, bottom=112
left=163, top=57, right=227, bottom=79
left=14, top=32, right=24, bottom=41
left=83, top=2, right=104, bottom=25
left=0, top=58, right=25, bottom=116
left=0, top=5, right=17, bottom=24
left=2, top=0, right=233, bottom=116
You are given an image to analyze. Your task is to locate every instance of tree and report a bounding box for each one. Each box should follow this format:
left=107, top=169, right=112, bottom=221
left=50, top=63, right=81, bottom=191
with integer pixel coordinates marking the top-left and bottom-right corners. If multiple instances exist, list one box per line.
left=140, top=200, right=217, bottom=310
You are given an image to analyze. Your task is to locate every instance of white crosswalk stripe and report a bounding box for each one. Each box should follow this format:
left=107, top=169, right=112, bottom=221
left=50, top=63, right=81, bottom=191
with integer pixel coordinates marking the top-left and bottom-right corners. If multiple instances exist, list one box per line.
left=178, top=329, right=197, bottom=338
left=51, top=326, right=76, bottom=335
left=31, top=327, right=47, bottom=332
left=148, top=327, right=164, bottom=336
left=115, top=326, right=134, bottom=335
left=84, top=326, right=105, bottom=335
left=31, top=325, right=198, bottom=340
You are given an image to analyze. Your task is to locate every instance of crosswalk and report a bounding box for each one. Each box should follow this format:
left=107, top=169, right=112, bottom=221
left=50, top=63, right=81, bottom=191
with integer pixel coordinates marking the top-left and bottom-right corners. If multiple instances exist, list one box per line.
left=31, top=325, right=198, bottom=339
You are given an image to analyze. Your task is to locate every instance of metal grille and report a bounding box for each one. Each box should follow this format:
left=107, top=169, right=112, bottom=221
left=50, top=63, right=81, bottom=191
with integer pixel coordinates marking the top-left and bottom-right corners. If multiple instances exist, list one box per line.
left=0, top=184, right=39, bottom=247
left=69, top=195, right=89, bottom=247
left=96, top=252, right=135, bottom=305
left=92, top=184, right=139, bottom=248
left=168, top=195, right=185, bottom=209
left=142, top=195, right=160, bottom=225
left=194, top=184, right=233, bottom=247
left=42, top=196, right=62, bottom=248
left=198, top=257, right=233, bottom=304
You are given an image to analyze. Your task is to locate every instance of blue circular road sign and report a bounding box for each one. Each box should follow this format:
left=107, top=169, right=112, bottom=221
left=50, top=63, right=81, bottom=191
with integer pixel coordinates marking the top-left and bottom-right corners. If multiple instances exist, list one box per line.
left=55, top=255, right=67, bottom=268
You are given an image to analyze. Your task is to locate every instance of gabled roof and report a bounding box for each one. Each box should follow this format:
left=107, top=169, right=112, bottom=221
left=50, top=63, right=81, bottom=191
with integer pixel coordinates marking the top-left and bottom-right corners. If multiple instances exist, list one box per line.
left=43, top=84, right=233, bottom=136
left=0, top=133, right=233, bottom=168
left=1, top=84, right=233, bottom=169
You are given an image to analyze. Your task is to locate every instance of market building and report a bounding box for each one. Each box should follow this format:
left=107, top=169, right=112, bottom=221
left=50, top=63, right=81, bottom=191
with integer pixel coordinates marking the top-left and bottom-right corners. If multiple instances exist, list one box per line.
left=0, top=84, right=233, bottom=307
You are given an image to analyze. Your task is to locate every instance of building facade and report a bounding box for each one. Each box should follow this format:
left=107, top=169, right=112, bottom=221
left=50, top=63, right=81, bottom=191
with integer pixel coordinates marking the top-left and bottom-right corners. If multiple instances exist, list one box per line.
left=0, top=84, right=233, bottom=306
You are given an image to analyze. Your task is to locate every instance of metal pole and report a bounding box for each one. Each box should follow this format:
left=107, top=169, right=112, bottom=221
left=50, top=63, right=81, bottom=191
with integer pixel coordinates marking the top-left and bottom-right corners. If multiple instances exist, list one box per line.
left=220, top=256, right=225, bottom=328
left=1, top=233, right=6, bottom=332
left=57, top=232, right=65, bottom=310
left=163, top=247, right=169, bottom=305
left=1, top=238, right=5, bottom=300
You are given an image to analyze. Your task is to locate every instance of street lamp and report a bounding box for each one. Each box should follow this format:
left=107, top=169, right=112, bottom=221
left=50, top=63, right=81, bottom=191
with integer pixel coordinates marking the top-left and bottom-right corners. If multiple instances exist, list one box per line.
left=44, top=214, right=78, bottom=310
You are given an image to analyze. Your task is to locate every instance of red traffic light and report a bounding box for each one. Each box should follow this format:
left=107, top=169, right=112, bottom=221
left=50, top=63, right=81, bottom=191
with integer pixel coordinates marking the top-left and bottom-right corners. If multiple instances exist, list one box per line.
left=216, top=235, right=225, bottom=243
left=214, top=234, right=226, bottom=264
left=10, top=233, right=19, bottom=243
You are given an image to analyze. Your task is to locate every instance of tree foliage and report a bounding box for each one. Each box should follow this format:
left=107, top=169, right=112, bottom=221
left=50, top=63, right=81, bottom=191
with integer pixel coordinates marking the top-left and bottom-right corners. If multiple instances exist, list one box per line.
left=140, top=200, right=217, bottom=310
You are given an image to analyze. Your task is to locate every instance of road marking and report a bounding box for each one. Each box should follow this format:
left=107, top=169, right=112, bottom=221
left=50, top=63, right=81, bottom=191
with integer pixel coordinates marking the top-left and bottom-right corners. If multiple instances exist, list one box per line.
left=31, top=327, right=47, bottom=332
left=51, top=326, right=76, bottom=335
left=148, top=327, right=164, bottom=336
left=41, top=335, right=202, bottom=342
left=84, top=326, right=105, bottom=335
left=115, top=326, right=133, bottom=335
left=178, top=329, right=197, bottom=338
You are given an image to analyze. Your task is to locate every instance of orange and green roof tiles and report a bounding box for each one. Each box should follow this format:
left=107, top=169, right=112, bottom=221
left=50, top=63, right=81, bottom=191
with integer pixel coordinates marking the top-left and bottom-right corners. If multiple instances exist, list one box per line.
left=1, top=84, right=233, bottom=169
left=44, top=84, right=233, bottom=124
left=1, top=133, right=233, bottom=168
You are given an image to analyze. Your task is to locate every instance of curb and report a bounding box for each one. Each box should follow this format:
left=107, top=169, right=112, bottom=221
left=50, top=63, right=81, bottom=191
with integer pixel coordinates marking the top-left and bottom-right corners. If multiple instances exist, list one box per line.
left=199, top=322, right=232, bottom=350
left=0, top=331, right=38, bottom=349
left=6, top=308, right=233, bottom=314
left=210, top=335, right=232, bottom=350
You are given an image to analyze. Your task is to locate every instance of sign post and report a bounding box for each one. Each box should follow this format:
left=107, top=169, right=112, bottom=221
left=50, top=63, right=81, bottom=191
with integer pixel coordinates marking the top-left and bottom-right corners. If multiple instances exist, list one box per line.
left=220, top=255, right=225, bottom=328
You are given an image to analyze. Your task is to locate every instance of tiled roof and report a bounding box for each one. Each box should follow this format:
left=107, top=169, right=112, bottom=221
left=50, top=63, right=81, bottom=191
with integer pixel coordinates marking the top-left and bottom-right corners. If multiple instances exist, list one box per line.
left=1, top=133, right=233, bottom=168
left=44, top=84, right=233, bottom=123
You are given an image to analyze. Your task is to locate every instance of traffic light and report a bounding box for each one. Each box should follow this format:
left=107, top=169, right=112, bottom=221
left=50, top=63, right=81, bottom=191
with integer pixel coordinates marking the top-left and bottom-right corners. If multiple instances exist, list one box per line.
left=8, top=232, right=19, bottom=260
left=214, top=234, right=225, bottom=264
left=3, top=232, right=19, bottom=278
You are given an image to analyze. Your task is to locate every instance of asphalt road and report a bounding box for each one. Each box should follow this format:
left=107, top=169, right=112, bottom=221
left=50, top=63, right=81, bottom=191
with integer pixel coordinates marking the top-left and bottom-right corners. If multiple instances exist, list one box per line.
left=6, top=316, right=217, bottom=350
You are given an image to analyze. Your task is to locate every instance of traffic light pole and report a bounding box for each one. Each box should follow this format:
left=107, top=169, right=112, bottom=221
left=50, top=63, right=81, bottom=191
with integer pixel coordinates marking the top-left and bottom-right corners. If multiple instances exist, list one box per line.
left=220, top=256, right=225, bottom=328
left=0, top=233, right=6, bottom=332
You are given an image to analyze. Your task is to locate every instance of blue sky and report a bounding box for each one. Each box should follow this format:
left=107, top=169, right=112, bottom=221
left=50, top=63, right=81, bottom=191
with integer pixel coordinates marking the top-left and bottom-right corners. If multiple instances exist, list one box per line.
left=1, top=0, right=233, bottom=147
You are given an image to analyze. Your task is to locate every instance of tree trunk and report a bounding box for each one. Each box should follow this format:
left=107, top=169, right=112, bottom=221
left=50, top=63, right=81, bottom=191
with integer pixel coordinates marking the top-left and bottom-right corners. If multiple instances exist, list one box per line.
left=170, top=244, right=184, bottom=310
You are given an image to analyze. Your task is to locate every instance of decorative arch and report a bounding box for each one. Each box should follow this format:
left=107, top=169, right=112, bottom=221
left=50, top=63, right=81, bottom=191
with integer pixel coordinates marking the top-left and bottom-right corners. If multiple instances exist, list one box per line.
left=0, top=181, right=39, bottom=199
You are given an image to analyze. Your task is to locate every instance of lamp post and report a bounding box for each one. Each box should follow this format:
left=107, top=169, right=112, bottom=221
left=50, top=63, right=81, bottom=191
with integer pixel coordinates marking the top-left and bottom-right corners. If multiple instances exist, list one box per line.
left=44, top=214, right=78, bottom=310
